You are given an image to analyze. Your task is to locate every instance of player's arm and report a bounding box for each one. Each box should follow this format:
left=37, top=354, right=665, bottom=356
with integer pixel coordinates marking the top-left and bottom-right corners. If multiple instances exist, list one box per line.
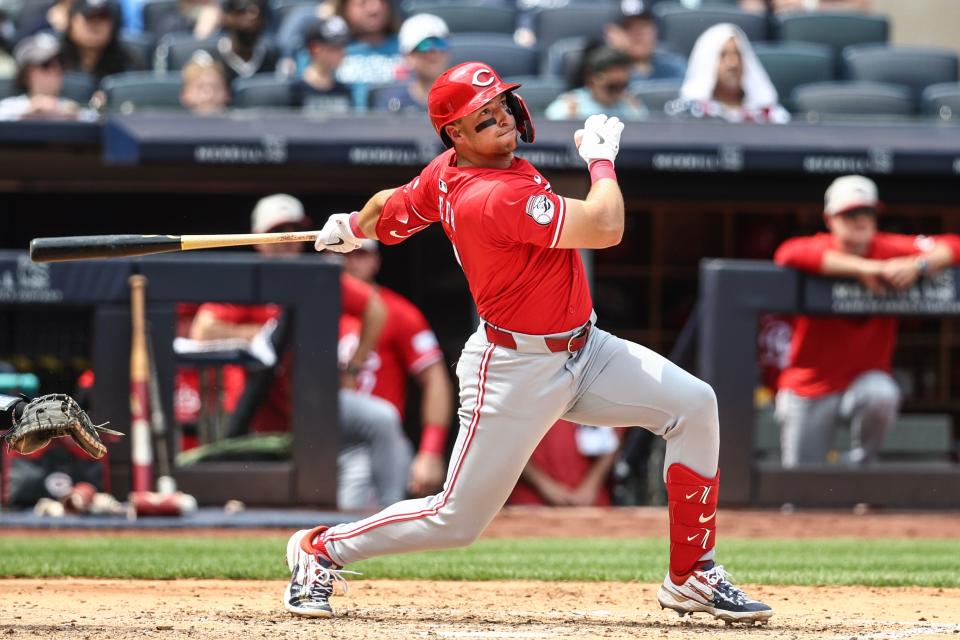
left=519, top=460, right=573, bottom=506
left=408, top=360, right=454, bottom=496
left=189, top=308, right=262, bottom=341
left=556, top=115, right=626, bottom=250
left=353, top=189, right=397, bottom=239
left=877, top=235, right=957, bottom=290
left=349, top=288, right=387, bottom=375
left=568, top=449, right=619, bottom=507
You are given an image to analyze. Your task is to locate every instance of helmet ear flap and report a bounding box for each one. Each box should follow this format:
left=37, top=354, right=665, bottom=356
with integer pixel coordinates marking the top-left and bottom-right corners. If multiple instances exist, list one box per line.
left=506, top=91, right=535, bottom=144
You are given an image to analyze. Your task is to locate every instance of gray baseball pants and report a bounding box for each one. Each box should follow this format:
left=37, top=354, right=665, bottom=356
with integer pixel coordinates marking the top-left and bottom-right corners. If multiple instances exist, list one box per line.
left=323, top=321, right=719, bottom=566
left=775, top=370, right=900, bottom=467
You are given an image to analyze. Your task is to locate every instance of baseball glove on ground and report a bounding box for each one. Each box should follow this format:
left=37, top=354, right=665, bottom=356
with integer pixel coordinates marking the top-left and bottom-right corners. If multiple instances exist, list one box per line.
left=3, top=394, right=122, bottom=459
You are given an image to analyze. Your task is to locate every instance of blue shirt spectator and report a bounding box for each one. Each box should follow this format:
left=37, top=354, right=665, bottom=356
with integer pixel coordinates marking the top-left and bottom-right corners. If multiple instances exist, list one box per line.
left=370, top=12, right=449, bottom=114
left=546, top=46, right=648, bottom=121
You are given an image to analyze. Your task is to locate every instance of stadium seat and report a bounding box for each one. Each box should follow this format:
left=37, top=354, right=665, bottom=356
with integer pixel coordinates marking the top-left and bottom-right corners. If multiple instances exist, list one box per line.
left=503, top=75, right=565, bottom=115
left=790, top=81, right=915, bottom=117
left=631, top=78, right=682, bottom=114
left=101, top=71, right=185, bottom=111
left=141, top=0, right=179, bottom=34
left=777, top=11, right=888, bottom=60
left=121, top=32, right=159, bottom=66
left=753, top=42, right=834, bottom=110
left=530, top=1, right=619, bottom=51
left=0, top=80, right=14, bottom=101
left=153, top=34, right=221, bottom=72
left=231, top=74, right=294, bottom=108
left=922, top=82, right=960, bottom=121
left=448, top=33, right=540, bottom=78
left=540, top=35, right=587, bottom=81
left=61, top=72, right=97, bottom=104
left=654, top=4, right=768, bottom=58
left=842, top=45, right=959, bottom=98
left=399, top=0, right=517, bottom=34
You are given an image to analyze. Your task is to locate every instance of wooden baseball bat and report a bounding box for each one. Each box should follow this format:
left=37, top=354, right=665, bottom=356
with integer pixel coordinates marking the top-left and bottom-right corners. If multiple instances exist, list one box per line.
left=30, top=230, right=321, bottom=263
left=129, top=274, right=154, bottom=494
left=145, top=318, right=175, bottom=494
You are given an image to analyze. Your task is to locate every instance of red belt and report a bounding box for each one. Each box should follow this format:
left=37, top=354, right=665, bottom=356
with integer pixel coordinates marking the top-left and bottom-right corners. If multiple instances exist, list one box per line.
left=484, top=323, right=592, bottom=354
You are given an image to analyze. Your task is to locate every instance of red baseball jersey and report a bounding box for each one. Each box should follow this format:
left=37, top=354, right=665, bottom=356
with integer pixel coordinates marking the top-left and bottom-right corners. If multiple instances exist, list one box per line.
left=376, top=148, right=592, bottom=334
left=191, top=274, right=374, bottom=432
left=774, top=232, right=960, bottom=397
left=339, top=286, right=444, bottom=418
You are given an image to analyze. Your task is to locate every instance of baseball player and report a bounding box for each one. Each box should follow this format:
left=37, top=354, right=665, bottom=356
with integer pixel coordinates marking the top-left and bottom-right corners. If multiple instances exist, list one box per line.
left=284, top=62, right=773, bottom=624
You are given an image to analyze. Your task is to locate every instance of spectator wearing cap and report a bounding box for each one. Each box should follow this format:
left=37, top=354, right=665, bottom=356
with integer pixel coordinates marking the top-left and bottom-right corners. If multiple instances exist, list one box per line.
left=545, top=45, right=648, bottom=121
left=605, top=0, right=686, bottom=87
left=60, top=0, right=145, bottom=81
left=213, top=0, right=279, bottom=83
left=740, top=0, right=871, bottom=14
left=674, top=22, right=788, bottom=123
left=369, top=13, right=449, bottom=114
left=773, top=176, right=960, bottom=467
left=291, top=15, right=352, bottom=113
left=180, top=50, right=229, bottom=114
left=0, top=31, right=81, bottom=119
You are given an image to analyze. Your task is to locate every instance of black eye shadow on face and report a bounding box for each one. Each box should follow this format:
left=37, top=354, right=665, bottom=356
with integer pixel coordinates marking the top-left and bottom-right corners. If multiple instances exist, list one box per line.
left=474, top=117, right=497, bottom=133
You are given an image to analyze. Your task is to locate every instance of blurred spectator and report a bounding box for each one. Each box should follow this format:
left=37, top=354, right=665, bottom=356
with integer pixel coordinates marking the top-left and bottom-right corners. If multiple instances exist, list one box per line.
left=180, top=50, right=229, bottom=113
left=0, top=0, right=16, bottom=78
left=291, top=15, right=352, bottom=113
left=773, top=175, right=960, bottom=467
left=212, top=0, right=279, bottom=83
left=673, top=23, right=788, bottom=123
left=509, top=420, right=622, bottom=506
left=60, top=0, right=145, bottom=81
left=605, top=0, right=685, bottom=87
left=341, top=239, right=454, bottom=498
left=17, top=0, right=73, bottom=39
left=188, top=194, right=411, bottom=509
left=0, top=32, right=82, bottom=119
left=740, top=0, right=872, bottom=14
left=332, top=0, right=402, bottom=109
left=369, top=12, right=449, bottom=114
left=545, top=45, right=648, bottom=121
left=151, top=0, right=221, bottom=39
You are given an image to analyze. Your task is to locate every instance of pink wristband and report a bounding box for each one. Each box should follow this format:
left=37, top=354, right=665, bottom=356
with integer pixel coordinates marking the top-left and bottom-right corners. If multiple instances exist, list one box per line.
left=588, top=159, right=617, bottom=184
left=419, top=423, right=448, bottom=456
left=348, top=211, right=366, bottom=239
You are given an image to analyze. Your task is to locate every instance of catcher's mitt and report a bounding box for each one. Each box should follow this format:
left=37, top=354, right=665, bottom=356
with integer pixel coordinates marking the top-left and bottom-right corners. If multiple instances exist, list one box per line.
left=3, top=394, right=122, bottom=459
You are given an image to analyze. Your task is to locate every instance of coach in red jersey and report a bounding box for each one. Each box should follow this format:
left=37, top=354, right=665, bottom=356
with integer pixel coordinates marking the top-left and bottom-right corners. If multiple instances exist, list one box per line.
left=283, top=62, right=773, bottom=624
left=774, top=175, right=960, bottom=467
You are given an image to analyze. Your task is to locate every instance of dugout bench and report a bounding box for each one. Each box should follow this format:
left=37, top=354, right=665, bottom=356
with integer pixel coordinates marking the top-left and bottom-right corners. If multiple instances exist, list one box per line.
left=0, top=251, right=341, bottom=506
left=699, top=259, right=960, bottom=508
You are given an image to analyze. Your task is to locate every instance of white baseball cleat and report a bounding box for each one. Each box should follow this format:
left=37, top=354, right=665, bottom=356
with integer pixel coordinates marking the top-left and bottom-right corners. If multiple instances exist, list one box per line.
left=657, top=561, right=773, bottom=625
left=283, top=528, right=354, bottom=618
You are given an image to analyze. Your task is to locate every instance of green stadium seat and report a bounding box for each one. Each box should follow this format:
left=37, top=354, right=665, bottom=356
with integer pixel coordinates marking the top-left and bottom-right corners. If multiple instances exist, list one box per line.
left=102, top=71, right=185, bottom=111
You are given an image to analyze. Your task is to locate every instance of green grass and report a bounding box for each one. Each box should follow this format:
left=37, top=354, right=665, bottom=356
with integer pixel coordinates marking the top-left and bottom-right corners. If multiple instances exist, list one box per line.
left=0, top=536, right=957, bottom=587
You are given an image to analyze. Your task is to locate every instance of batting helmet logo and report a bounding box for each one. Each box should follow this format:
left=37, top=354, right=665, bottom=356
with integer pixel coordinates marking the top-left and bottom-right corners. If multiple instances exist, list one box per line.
left=428, top=61, right=535, bottom=148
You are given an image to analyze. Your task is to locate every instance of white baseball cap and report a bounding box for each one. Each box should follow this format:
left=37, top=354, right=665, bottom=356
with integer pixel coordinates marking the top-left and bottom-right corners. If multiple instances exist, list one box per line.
left=399, top=13, right=450, bottom=55
left=824, top=175, right=880, bottom=216
left=251, top=194, right=306, bottom=233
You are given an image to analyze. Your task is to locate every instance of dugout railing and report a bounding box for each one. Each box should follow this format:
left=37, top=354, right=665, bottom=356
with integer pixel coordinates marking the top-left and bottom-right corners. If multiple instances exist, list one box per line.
left=0, top=251, right=341, bottom=506
left=699, top=259, right=960, bottom=507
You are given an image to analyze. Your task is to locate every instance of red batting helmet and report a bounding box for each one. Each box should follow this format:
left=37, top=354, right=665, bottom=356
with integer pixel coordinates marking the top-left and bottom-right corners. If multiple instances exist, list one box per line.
left=427, top=61, right=535, bottom=148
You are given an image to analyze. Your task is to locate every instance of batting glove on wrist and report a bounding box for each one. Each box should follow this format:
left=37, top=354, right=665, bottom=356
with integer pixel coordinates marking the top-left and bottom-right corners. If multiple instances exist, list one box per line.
left=574, top=114, right=624, bottom=165
left=315, top=213, right=363, bottom=253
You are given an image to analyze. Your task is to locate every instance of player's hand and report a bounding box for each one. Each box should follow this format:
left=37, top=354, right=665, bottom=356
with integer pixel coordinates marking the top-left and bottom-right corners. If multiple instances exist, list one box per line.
left=574, top=114, right=624, bottom=165
left=857, top=260, right=889, bottom=295
left=408, top=451, right=445, bottom=497
left=315, top=213, right=362, bottom=253
left=880, top=256, right=923, bottom=290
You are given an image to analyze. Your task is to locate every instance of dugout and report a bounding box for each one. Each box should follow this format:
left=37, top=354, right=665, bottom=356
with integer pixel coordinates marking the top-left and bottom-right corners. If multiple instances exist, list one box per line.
left=1, top=113, right=959, bottom=507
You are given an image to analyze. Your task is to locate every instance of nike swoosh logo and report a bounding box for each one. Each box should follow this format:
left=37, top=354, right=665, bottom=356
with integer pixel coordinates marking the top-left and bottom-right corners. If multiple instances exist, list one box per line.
left=390, top=225, right=430, bottom=239
left=698, top=511, right=716, bottom=523
left=686, top=534, right=699, bottom=542
left=328, top=239, right=344, bottom=246
left=684, top=490, right=699, bottom=500
left=596, top=133, right=605, bottom=144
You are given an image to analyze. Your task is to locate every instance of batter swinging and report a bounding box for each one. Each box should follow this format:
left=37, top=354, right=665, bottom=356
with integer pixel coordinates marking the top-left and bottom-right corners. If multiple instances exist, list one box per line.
left=285, top=62, right=773, bottom=625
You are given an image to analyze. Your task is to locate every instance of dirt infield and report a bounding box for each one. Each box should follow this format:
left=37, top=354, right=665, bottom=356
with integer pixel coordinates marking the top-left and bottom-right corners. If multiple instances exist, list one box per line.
left=3, top=508, right=960, bottom=639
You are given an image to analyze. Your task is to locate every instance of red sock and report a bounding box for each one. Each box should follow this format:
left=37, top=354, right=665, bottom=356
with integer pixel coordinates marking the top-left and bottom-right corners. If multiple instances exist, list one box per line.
left=300, top=525, right=333, bottom=562
left=665, top=463, right=719, bottom=584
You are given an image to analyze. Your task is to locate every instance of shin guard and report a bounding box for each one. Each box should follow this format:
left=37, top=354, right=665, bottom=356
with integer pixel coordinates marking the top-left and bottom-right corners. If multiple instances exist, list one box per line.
left=665, top=463, right=719, bottom=583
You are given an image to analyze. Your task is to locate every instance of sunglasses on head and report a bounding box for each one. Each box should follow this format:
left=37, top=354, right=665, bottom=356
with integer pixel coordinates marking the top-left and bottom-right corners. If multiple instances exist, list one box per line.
left=413, top=37, right=448, bottom=53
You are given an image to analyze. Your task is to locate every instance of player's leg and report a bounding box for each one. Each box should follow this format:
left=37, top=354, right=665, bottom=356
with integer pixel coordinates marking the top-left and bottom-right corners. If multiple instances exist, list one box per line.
left=284, top=329, right=571, bottom=616
left=339, top=389, right=413, bottom=506
left=336, top=445, right=374, bottom=510
left=775, top=389, right=842, bottom=466
left=839, top=369, right=900, bottom=464
left=563, top=327, right=772, bottom=623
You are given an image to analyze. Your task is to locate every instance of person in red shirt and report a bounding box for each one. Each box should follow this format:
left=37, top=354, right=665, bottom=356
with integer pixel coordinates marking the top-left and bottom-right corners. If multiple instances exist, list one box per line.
left=188, top=193, right=413, bottom=508
left=774, top=175, right=960, bottom=467
left=341, top=240, right=453, bottom=497
left=284, top=62, right=772, bottom=624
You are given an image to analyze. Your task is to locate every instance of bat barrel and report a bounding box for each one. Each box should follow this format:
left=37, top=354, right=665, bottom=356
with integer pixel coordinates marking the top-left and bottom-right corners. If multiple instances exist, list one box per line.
left=30, top=235, right=183, bottom=263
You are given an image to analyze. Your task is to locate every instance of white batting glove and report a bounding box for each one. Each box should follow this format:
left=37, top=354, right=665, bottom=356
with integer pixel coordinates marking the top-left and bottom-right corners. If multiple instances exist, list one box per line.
left=315, top=213, right=363, bottom=253
left=574, top=114, right=624, bottom=165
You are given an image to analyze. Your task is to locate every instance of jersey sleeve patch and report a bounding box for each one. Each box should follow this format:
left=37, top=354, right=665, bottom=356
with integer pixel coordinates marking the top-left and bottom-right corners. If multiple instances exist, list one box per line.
left=525, top=194, right=555, bottom=226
